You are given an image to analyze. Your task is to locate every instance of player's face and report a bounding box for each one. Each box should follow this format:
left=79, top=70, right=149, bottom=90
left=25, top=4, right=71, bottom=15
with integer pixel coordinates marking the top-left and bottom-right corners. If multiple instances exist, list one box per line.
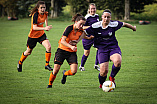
left=89, top=5, right=96, bottom=15
left=38, top=4, right=46, bottom=14
left=75, top=20, right=86, bottom=29
left=102, top=13, right=111, bottom=25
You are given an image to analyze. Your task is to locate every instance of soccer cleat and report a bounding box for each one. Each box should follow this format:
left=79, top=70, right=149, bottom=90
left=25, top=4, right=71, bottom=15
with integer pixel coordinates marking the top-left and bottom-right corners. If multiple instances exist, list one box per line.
left=109, top=76, right=116, bottom=87
left=17, top=61, right=22, bottom=72
left=45, top=65, right=53, bottom=71
left=47, top=85, right=52, bottom=88
left=79, top=66, right=85, bottom=71
left=61, top=70, right=67, bottom=84
left=94, top=65, right=100, bottom=71
left=99, top=84, right=102, bottom=88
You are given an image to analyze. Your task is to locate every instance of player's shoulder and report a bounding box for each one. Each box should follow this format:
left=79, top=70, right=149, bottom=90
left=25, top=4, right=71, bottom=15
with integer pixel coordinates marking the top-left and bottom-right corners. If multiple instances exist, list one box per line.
left=85, top=13, right=99, bottom=19
left=33, top=12, right=38, bottom=17
left=66, top=25, right=73, bottom=30
left=91, top=21, right=101, bottom=28
left=108, top=20, right=120, bottom=27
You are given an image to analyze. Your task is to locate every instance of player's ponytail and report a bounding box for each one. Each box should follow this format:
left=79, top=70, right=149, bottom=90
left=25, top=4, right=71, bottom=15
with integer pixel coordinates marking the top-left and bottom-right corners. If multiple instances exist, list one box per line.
left=72, top=13, right=86, bottom=23
left=29, top=1, right=45, bottom=16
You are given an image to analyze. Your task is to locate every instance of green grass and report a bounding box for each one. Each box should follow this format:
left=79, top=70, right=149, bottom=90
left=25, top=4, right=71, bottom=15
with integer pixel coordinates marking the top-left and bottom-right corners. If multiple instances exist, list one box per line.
left=0, top=18, right=157, bottom=104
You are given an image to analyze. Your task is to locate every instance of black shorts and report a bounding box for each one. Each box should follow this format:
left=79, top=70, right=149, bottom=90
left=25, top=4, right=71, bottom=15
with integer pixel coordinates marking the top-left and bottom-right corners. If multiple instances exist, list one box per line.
left=26, top=33, right=47, bottom=49
left=54, top=48, right=78, bottom=65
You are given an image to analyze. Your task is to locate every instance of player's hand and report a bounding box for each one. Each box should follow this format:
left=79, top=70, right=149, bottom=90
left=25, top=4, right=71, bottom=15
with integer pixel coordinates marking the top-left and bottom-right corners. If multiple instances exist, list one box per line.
left=69, top=40, right=78, bottom=46
left=70, top=46, right=77, bottom=51
left=45, top=25, right=52, bottom=31
left=133, top=26, right=136, bottom=31
left=88, top=35, right=94, bottom=39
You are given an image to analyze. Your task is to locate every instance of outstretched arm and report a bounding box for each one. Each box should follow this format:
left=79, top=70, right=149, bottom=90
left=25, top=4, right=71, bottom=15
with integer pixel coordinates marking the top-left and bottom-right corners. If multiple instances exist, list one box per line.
left=123, top=22, right=136, bottom=31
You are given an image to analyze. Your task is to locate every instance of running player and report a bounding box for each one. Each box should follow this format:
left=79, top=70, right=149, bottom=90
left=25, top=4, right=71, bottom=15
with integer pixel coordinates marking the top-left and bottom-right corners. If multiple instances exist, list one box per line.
left=47, top=14, right=93, bottom=88
left=84, top=9, right=136, bottom=88
left=17, top=1, right=53, bottom=72
left=79, top=3, right=100, bottom=71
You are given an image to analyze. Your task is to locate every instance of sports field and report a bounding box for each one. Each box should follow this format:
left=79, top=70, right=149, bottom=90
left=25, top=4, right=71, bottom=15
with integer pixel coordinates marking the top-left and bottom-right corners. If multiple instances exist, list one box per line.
left=0, top=18, right=157, bottom=104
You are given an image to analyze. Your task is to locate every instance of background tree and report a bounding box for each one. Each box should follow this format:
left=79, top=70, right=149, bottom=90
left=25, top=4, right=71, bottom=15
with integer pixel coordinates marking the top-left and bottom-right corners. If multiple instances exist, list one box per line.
left=50, top=0, right=66, bottom=18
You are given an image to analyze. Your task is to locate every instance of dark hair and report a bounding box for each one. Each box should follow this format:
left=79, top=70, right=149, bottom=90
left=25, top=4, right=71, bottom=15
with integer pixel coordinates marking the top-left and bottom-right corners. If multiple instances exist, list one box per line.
left=29, top=1, right=45, bottom=16
left=72, top=13, right=86, bottom=22
left=102, top=9, right=111, bottom=15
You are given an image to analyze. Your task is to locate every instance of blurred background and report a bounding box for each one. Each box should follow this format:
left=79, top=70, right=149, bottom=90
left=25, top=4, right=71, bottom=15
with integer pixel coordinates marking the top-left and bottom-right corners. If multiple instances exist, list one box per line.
left=0, top=0, right=157, bottom=21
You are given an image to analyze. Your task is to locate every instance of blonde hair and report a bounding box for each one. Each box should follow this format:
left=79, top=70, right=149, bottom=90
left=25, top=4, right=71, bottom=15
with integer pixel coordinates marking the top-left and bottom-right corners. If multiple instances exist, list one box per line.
left=87, top=3, right=96, bottom=14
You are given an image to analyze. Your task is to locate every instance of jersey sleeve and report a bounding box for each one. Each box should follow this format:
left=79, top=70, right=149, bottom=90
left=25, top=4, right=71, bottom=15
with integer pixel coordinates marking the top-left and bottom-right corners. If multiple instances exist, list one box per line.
left=114, top=21, right=123, bottom=31
left=63, top=25, right=73, bottom=37
left=84, top=26, right=95, bottom=36
left=33, top=12, right=38, bottom=25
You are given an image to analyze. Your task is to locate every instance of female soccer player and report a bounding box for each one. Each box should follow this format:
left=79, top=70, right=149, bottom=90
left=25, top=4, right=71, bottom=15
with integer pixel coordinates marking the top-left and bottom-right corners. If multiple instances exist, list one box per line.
left=47, top=14, right=93, bottom=88
left=17, top=1, right=53, bottom=72
left=79, top=3, right=100, bottom=71
left=84, top=9, right=136, bottom=88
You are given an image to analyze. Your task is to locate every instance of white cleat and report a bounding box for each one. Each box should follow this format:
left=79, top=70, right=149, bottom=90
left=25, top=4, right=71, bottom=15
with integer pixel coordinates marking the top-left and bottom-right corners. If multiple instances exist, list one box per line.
left=94, top=65, right=100, bottom=71
left=79, top=66, right=85, bottom=71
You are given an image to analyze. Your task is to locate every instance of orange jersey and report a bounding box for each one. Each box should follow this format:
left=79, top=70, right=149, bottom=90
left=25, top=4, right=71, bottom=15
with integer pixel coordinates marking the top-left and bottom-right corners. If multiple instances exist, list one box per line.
left=58, top=25, right=84, bottom=52
left=28, top=11, right=48, bottom=38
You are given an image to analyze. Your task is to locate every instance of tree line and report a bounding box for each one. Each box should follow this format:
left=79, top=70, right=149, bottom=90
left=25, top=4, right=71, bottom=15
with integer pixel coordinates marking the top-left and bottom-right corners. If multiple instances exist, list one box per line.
left=0, top=0, right=156, bottom=20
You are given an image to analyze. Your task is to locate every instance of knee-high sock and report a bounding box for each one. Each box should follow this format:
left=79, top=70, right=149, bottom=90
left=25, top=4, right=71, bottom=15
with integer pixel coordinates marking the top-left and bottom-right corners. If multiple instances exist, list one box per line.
left=19, top=52, right=28, bottom=65
left=45, top=51, right=51, bottom=66
left=95, top=50, right=99, bottom=65
left=81, top=55, right=88, bottom=67
left=48, top=72, right=56, bottom=85
left=64, top=70, right=75, bottom=76
left=110, top=64, right=121, bottom=78
left=98, top=73, right=107, bottom=85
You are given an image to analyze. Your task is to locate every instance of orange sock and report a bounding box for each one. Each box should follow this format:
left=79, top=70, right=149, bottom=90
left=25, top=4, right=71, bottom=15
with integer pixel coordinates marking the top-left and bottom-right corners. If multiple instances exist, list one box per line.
left=48, top=72, right=56, bottom=85
left=19, top=52, right=28, bottom=65
left=64, top=70, right=74, bottom=76
left=45, top=51, right=51, bottom=66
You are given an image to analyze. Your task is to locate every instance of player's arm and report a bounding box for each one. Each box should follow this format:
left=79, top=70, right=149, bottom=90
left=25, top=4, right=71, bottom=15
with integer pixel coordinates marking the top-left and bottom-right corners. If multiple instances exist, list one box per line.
left=45, top=16, right=48, bottom=26
left=83, top=26, right=90, bottom=30
left=61, top=36, right=77, bottom=51
left=123, top=22, right=136, bottom=31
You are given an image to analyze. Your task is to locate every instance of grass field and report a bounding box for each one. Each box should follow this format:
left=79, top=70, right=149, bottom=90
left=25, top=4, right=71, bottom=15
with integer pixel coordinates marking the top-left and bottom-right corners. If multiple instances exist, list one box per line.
left=0, top=18, right=157, bottom=104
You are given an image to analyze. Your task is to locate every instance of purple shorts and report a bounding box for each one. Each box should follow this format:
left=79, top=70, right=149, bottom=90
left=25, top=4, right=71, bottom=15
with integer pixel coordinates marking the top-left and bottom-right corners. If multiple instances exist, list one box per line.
left=82, top=38, right=94, bottom=50
left=98, top=47, right=121, bottom=64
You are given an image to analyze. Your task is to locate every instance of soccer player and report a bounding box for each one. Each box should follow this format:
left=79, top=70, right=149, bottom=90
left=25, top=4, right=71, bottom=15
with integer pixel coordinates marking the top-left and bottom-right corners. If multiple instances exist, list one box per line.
left=84, top=9, right=136, bottom=88
left=47, top=14, right=93, bottom=88
left=17, top=1, right=53, bottom=72
left=79, top=3, right=100, bottom=71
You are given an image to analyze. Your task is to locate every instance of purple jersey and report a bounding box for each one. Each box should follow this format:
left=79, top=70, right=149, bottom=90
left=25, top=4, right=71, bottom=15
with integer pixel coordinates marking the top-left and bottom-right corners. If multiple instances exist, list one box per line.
left=85, top=20, right=123, bottom=49
left=82, top=14, right=99, bottom=49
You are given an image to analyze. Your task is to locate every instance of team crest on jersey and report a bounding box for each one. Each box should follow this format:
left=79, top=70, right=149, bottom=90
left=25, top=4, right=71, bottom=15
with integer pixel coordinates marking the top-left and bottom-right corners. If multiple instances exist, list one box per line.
left=108, top=32, right=112, bottom=36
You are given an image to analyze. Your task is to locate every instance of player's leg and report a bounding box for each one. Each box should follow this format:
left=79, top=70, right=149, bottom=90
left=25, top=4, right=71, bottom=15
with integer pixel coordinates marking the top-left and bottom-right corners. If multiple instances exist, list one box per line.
left=47, top=48, right=64, bottom=88
left=79, top=40, right=93, bottom=71
left=97, top=49, right=110, bottom=88
left=109, top=52, right=122, bottom=85
left=47, top=64, right=61, bottom=88
left=98, top=62, right=109, bottom=88
left=79, top=49, right=90, bottom=71
left=41, top=37, right=52, bottom=71
left=17, top=37, right=36, bottom=72
left=17, top=47, right=33, bottom=72
left=94, top=49, right=100, bottom=71
left=61, top=63, right=77, bottom=84
left=61, top=52, right=77, bottom=84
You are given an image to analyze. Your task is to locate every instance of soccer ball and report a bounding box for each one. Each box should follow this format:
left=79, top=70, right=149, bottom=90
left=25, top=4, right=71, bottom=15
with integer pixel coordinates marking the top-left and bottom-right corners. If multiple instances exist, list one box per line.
left=102, top=81, right=115, bottom=92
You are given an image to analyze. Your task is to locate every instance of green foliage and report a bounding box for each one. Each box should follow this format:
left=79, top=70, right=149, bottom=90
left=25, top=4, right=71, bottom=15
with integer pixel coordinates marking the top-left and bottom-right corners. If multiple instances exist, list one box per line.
left=0, top=19, right=157, bottom=104
left=130, top=3, right=157, bottom=21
